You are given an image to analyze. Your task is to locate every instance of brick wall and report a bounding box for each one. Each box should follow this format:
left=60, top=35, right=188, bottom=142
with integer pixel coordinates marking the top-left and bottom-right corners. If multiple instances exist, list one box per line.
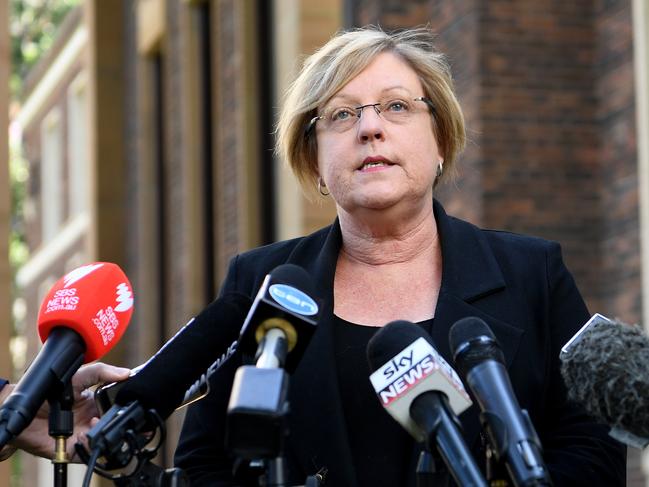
left=596, top=0, right=640, bottom=322
left=476, top=1, right=605, bottom=316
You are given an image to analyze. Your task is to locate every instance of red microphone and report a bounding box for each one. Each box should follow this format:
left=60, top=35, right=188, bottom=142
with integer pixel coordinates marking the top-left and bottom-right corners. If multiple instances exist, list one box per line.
left=37, top=262, right=133, bottom=362
left=0, top=262, right=133, bottom=448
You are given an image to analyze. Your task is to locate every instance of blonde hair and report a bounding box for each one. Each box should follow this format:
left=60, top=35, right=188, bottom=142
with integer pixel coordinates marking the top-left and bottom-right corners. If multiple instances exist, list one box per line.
left=276, top=26, right=466, bottom=199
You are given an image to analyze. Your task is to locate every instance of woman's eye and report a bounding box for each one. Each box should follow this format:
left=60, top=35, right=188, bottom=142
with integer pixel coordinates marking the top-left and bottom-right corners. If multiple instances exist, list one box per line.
left=386, top=100, right=408, bottom=112
left=331, top=108, right=355, bottom=121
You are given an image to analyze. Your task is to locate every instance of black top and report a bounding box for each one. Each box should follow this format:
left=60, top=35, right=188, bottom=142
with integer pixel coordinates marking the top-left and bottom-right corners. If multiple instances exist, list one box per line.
left=333, top=315, right=434, bottom=486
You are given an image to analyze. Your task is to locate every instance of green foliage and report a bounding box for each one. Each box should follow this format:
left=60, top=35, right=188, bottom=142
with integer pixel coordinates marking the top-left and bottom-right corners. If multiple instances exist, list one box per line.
left=10, top=0, right=82, bottom=97
left=9, top=137, right=28, bottom=269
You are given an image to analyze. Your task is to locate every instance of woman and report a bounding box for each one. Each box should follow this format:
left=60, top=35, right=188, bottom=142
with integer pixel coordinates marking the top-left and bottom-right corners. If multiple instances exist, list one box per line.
left=175, top=27, right=625, bottom=486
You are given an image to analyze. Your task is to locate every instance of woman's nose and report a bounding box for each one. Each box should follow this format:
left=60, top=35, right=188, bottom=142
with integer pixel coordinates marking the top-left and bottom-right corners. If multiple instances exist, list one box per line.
left=356, top=107, right=386, bottom=143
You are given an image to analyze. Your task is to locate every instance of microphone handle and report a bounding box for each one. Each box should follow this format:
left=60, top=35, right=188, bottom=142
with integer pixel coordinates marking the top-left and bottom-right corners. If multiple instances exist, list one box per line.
left=0, top=427, right=11, bottom=450
left=467, top=361, right=550, bottom=486
left=410, top=392, right=487, bottom=487
left=0, top=327, right=85, bottom=447
left=256, top=328, right=288, bottom=369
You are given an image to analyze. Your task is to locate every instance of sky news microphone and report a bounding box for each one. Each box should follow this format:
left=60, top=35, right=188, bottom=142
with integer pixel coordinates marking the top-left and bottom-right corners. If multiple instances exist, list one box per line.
left=560, top=313, right=649, bottom=448
left=366, top=320, right=485, bottom=487
left=0, top=263, right=133, bottom=449
left=227, top=264, right=320, bottom=460
left=449, top=317, right=551, bottom=487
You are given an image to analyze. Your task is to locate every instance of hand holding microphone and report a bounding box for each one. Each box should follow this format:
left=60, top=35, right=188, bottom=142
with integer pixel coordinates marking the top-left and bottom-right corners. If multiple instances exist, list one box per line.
left=0, top=362, right=131, bottom=461
left=0, top=262, right=133, bottom=451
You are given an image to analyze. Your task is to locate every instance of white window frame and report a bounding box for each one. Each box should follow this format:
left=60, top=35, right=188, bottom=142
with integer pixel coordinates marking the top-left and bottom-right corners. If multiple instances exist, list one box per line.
left=66, top=71, right=89, bottom=218
left=40, top=107, right=63, bottom=243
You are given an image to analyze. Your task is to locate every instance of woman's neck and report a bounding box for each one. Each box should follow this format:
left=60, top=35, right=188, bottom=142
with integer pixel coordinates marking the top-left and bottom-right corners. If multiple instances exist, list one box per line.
left=337, top=203, right=439, bottom=266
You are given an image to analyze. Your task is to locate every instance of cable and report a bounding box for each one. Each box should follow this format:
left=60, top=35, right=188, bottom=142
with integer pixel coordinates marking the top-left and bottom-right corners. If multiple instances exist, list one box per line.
left=82, top=447, right=101, bottom=487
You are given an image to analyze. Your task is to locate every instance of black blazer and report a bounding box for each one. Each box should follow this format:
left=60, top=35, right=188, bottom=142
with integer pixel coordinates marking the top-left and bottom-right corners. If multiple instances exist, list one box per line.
left=175, top=200, right=625, bottom=486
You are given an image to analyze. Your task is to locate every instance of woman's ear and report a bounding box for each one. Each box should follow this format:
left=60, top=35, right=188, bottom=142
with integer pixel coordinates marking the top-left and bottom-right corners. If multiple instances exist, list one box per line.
left=318, top=177, right=330, bottom=197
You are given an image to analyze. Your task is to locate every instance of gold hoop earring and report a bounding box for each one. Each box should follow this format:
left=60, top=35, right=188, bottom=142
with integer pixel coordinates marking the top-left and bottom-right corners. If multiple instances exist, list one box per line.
left=318, top=178, right=330, bottom=196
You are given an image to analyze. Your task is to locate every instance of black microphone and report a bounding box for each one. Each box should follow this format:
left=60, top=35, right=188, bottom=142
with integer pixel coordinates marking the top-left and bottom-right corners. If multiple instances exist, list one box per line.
left=367, top=320, right=486, bottom=487
left=449, top=317, right=551, bottom=487
left=560, top=313, right=649, bottom=448
left=226, top=264, right=320, bottom=460
left=114, top=292, right=252, bottom=416
left=83, top=292, right=252, bottom=466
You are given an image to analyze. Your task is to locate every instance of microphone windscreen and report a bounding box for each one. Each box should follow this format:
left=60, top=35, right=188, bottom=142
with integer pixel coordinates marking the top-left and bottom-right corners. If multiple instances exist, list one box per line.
left=37, top=262, right=134, bottom=362
left=367, top=320, right=430, bottom=373
left=560, top=318, right=649, bottom=439
left=114, top=292, right=251, bottom=419
left=267, top=263, right=317, bottom=299
left=449, top=316, right=504, bottom=378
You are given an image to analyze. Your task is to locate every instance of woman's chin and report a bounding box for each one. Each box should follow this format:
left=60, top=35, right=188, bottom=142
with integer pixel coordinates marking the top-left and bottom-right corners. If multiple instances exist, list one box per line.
left=351, top=192, right=410, bottom=212
left=341, top=188, right=431, bottom=216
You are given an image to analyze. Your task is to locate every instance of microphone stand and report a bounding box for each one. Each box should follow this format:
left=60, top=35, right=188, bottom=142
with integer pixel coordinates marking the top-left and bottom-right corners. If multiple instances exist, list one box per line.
left=48, top=378, right=74, bottom=487
left=227, top=366, right=290, bottom=487
left=76, top=404, right=189, bottom=486
left=111, top=458, right=189, bottom=486
left=227, top=329, right=292, bottom=486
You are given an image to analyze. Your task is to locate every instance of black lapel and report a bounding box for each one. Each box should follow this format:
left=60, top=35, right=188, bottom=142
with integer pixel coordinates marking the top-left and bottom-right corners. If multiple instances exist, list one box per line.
left=431, top=199, right=523, bottom=367
left=282, top=222, right=359, bottom=487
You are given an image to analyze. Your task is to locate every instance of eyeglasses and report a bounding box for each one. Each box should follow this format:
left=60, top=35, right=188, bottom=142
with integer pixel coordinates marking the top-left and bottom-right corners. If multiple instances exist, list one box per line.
left=306, top=97, right=435, bottom=136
